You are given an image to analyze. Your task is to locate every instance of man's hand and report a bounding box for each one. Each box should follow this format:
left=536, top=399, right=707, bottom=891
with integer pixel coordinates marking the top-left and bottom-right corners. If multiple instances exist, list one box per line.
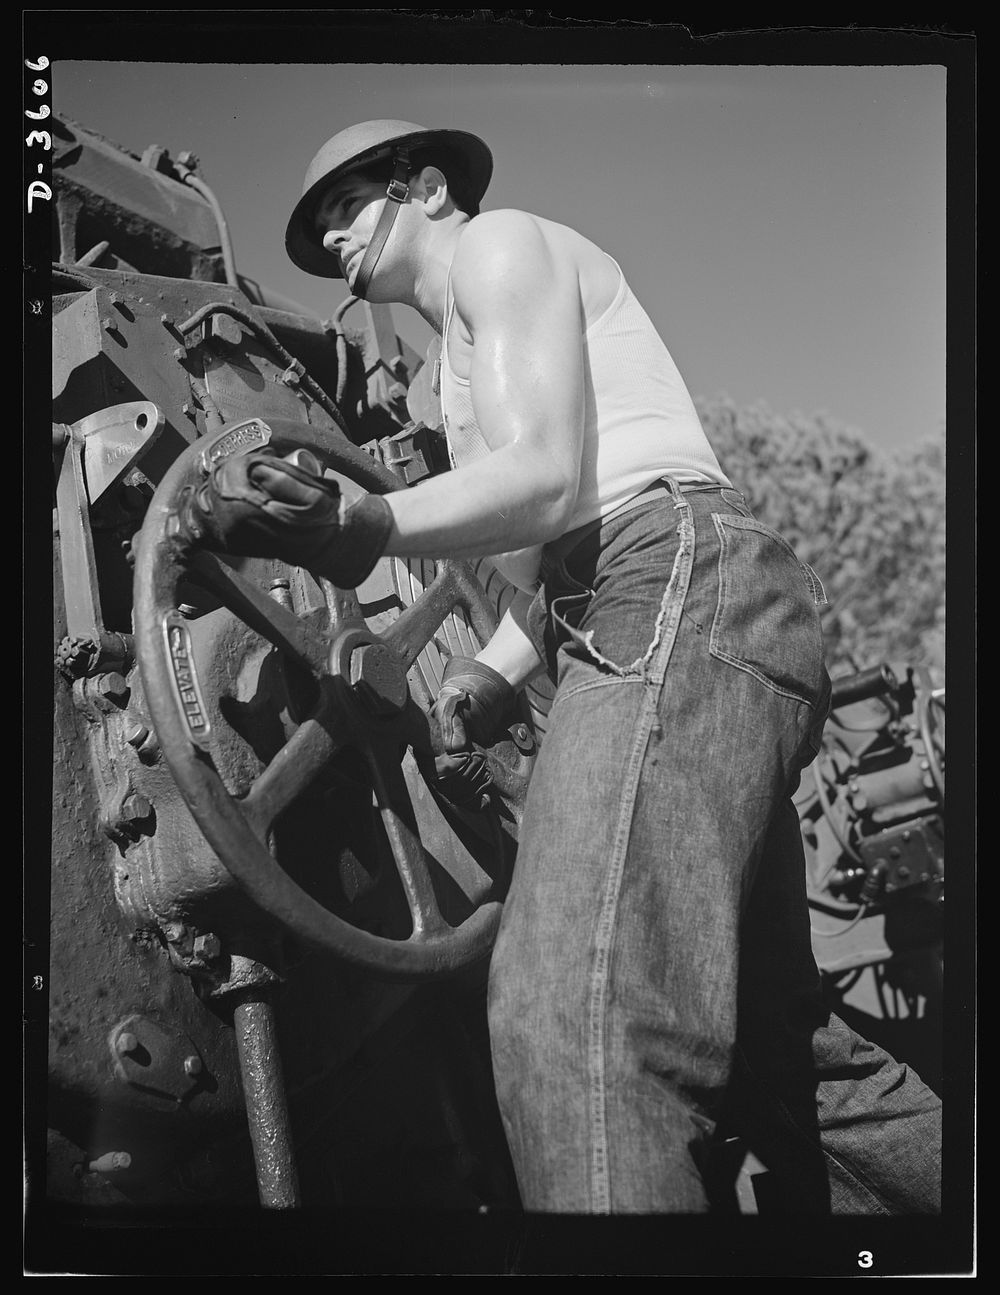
left=432, top=655, right=516, bottom=753
left=184, top=449, right=393, bottom=589
left=430, top=750, right=495, bottom=812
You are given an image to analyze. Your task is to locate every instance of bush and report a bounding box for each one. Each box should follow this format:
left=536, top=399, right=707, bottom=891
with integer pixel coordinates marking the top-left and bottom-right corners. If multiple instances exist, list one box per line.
left=696, top=396, right=945, bottom=678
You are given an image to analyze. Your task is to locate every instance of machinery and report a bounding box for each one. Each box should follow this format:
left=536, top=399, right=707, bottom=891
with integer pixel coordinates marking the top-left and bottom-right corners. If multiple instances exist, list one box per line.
left=31, top=115, right=945, bottom=1244
left=39, top=114, right=543, bottom=1223
left=797, top=662, right=945, bottom=1093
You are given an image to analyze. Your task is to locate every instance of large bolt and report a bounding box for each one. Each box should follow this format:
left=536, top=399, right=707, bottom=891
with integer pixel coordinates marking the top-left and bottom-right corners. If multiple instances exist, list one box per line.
left=209, top=314, right=243, bottom=346
left=183, top=1055, right=203, bottom=1078
left=121, top=792, right=151, bottom=824
left=192, top=932, right=222, bottom=962
left=97, top=672, right=129, bottom=704
left=350, top=643, right=408, bottom=715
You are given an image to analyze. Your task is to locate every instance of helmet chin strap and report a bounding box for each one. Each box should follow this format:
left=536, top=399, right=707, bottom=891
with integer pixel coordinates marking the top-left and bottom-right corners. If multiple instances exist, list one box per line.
left=351, top=148, right=411, bottom=300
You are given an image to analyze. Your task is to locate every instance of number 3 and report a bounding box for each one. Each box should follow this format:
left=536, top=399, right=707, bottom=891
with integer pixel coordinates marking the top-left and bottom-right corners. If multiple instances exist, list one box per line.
left=858, top=1251, right=874, bottom=1269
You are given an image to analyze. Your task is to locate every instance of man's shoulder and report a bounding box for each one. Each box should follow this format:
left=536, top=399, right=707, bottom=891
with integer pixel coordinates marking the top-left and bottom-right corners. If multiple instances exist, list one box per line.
left=451, top=210, right=580, bottom=302
left=453, top=209, right=546, bottom=267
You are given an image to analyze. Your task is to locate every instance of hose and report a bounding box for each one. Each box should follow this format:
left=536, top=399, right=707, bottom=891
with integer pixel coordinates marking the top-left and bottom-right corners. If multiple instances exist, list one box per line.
left=328, top=295, right=360, bottom=407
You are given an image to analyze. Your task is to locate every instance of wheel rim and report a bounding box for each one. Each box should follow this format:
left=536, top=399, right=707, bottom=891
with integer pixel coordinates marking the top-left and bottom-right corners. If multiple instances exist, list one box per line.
left=133, top=416, right=510, bottom=978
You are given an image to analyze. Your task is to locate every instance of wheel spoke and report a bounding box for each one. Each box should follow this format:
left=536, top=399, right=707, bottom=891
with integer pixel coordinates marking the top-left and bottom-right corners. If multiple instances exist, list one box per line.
left=365, top=740, right=448, bottom=937
left=241, top=691, right=347, bottom=835
left=382, top=560, right=499, bottom=671
left=317, top=577, right=367, bottom=633
left=187, top=551, right=330, bottom=676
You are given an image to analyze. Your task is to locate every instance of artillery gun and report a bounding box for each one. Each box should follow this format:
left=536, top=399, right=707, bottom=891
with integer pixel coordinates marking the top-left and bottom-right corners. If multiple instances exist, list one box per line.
left=30, top=115, right=945, bottom=1255
left=797, top=661, right=945, bottom=1093
left=39, top=114, right=544, bottom=1233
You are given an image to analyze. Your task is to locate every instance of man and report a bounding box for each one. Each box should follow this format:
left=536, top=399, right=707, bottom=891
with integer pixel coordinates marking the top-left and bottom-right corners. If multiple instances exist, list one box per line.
left=194, top=120, right=942, bottom=1213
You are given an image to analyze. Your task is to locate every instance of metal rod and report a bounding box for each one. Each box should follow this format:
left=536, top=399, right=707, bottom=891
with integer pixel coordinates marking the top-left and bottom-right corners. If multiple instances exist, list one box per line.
left=232, top=989, right=301, bottom=1209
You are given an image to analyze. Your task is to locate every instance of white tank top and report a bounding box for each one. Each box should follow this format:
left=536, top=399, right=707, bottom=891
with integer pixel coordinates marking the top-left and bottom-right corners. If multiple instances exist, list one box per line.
left=438, top=256, right=731, bottom=590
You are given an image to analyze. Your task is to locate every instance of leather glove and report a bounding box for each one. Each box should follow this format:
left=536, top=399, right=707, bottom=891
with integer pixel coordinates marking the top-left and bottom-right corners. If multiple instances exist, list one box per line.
left=432, top=655, right=516, bottom=754
left=184, top=449, right=394, bottom=589
left=430, top=750, right=494, bottom=812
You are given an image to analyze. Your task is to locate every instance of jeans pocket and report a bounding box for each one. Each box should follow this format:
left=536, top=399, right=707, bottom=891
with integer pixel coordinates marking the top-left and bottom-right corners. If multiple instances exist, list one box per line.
left=526, top=563, right=596, bottom=681
left=710, top=514, right=826, bottom=706
left=720, top=488, right=755, bottom=519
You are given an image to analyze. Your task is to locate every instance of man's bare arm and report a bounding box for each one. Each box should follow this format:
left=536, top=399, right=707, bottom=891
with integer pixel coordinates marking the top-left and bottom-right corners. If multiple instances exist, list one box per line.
left=382, top=211, right=585, bottom=559
left=475, top=588, right=546, bottom=687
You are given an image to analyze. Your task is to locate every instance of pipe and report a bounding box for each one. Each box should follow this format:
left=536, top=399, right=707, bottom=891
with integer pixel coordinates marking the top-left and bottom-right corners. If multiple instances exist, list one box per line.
left=232, top=988, right=301, bottom=1209
left=181, top=171, right=239, bottom=288
left=830, top=663, right=898, bottom=710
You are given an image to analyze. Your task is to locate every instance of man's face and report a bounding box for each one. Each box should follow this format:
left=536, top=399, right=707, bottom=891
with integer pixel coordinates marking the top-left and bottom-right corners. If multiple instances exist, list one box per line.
left=312, top=172, right=391, bottom=284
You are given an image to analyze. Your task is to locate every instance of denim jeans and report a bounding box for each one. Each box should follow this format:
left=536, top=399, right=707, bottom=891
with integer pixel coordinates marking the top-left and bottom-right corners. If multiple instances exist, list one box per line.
left=487, top=479, right=942, bottom=1214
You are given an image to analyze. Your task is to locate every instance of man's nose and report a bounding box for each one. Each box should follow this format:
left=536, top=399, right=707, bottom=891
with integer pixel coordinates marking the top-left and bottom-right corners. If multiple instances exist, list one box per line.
left=322, top=228, right=346, bottom=254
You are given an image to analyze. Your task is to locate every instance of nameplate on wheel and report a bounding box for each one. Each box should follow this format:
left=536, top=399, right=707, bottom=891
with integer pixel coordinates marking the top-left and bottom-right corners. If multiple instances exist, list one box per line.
left=199, top=419, right=272, bottom=473
left=163, top=614, right=212, bottom=748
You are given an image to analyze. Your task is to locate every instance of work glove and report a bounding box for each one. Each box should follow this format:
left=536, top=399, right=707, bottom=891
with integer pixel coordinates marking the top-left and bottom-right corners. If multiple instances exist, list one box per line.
left=184, top=449, right=394, bottom=589
left=432, top=655, right=516, bottom=754
left=430, top=750, right=495, bottom=813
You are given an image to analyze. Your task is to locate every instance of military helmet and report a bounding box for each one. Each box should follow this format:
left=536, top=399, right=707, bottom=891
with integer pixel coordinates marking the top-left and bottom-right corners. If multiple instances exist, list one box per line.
left=285, top=119, right=493, bottom=279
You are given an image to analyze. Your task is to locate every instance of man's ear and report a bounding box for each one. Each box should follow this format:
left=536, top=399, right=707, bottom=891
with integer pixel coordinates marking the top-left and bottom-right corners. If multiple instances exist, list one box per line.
left=412, top=165, right=450, bottom=214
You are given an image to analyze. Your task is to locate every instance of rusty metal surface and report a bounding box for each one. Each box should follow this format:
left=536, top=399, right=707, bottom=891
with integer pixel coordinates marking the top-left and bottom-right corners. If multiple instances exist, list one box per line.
left=232, top=989, right=301, bottom=1209
left=53, top=115, right=224, bottom=273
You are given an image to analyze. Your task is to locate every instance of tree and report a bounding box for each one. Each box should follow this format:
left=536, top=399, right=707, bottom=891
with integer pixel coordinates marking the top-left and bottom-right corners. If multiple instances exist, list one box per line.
left=696, top=397, right=945, bottom=678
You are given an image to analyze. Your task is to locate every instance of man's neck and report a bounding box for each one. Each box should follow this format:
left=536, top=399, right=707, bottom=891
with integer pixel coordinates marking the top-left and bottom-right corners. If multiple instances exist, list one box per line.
left=409, top=219, right=468, bottom=335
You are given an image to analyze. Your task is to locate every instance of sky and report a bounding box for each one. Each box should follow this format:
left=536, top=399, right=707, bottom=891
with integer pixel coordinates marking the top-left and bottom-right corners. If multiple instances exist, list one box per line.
left=49, top=52, right=950, bottom=454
